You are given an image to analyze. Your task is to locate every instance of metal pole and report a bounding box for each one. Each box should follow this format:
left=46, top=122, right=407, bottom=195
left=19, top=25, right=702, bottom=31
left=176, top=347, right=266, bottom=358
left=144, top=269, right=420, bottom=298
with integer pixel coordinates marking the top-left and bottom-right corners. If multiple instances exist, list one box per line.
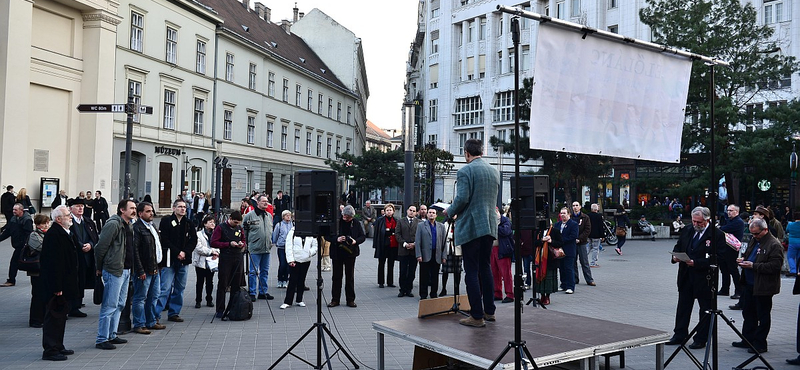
left=124, top=88, right=134, bottom=200
left=708, top=64, right=719, bottom=370
left=404, top=103, right=414, bottom=210
left=790, top=144, right=797, bottom=213
left=180, top=152, right=187, bottom=195
left=215, top=161, right=222, bottom=215
left=511, top=17, right=523, bottom=369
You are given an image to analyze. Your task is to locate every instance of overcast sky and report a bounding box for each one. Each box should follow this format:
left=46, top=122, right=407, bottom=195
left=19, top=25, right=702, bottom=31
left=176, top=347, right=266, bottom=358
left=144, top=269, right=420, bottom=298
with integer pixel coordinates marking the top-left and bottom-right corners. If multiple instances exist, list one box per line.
left=257, top=1, right=419, bottom=132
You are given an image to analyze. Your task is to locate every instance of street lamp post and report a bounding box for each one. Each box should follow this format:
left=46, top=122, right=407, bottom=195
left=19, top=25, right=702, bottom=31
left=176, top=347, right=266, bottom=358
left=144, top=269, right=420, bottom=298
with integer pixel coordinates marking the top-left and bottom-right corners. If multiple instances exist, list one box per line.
left=790, top=143, right=797, bottom=212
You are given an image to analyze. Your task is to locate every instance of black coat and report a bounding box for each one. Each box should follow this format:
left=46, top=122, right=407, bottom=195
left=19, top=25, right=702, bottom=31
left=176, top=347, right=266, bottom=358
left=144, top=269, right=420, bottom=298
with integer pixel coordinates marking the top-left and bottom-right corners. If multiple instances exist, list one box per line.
left=672, top=226, right=725, bottom=299
left=158, top=214, right=197, bottom=267
left=70, top=217, right=98, bottom=289
left=0, top=212, right=33, bottom=249
left=40, top=225, right=79, bottom=299
left=332, top=217, right=365, bottom=260
left=0, top=191, right=14, bottom=213
left=372, top=215, right=398, bottom=259
left=133, top=220, right=161, bottom=276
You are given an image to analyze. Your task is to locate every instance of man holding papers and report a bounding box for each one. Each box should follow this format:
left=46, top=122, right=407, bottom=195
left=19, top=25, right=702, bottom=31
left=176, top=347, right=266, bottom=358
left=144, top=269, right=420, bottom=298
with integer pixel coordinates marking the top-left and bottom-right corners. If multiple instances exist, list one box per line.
left=666, top=206, right=725, bottom=349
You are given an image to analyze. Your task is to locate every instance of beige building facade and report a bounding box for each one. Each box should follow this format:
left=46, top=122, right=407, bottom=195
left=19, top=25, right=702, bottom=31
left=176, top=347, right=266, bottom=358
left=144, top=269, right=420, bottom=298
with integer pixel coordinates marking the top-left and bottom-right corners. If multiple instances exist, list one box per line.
left=0, top=0, right=121, bottom=209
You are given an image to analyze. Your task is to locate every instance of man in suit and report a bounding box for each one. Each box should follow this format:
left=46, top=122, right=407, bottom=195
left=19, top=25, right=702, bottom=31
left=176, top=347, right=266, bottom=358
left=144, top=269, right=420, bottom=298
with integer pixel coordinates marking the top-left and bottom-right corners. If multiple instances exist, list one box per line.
left=444, top=138, right=500, bottom=328
left=719, top=204, right=744, bottom=298
left=416, top=207, right=446, bottom=299
left=572, top=202, right=595, bottom=286
left=50, top=189, right=68, bottom=209
left=395, top=205, right=419, bottom=297
left=68, top=198, right=98, bottom=317
left=555, top=207, right=579, bottom=294
left=1, top=185, right=14, bottom=230
left=733, top=217, right=783, bottom=353
left=361, top=200, right=377, bottom=238
left=40, top=205, right=79, bottom=361
left=667, top=206, right=724, bottom=349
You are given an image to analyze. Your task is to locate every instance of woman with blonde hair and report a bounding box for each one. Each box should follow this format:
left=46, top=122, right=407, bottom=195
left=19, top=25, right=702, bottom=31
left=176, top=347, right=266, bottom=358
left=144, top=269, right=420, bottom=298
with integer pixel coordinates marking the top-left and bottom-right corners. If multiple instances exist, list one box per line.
left=16, top=188, right=33, bottom=214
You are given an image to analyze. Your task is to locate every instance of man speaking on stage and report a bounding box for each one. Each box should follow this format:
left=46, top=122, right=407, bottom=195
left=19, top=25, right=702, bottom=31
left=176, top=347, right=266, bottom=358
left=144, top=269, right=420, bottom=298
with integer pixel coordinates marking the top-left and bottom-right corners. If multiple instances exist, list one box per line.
left=444, top=138, right=500, bottom=328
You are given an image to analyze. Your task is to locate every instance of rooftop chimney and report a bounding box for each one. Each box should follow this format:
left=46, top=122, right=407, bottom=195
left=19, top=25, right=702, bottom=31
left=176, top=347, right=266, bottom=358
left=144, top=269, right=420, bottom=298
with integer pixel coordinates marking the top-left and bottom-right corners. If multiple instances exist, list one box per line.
left=293, top=3, right=299, bottom=22
left=281, top=19, right=291, bottom=34
left=299, top=12, right=304, bottom=20
left=265, top=7, right=271, bottom=22
left=254, top=2, right=266, bottom=20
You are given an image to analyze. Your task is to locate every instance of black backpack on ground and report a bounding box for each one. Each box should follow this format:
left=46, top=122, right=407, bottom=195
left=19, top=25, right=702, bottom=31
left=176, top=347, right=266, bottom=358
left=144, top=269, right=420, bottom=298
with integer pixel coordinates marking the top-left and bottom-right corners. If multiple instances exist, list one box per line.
left=224, top=286, right=253, bottom=321
left=222, top=251, right=252, bottom=321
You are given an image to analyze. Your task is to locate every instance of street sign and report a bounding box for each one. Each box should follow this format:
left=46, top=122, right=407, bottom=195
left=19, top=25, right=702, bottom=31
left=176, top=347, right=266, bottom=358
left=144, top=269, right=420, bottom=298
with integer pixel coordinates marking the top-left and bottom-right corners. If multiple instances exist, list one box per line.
left=76, top=104, right=153, bottom=114
left=76, top=104, right=126, bottom=113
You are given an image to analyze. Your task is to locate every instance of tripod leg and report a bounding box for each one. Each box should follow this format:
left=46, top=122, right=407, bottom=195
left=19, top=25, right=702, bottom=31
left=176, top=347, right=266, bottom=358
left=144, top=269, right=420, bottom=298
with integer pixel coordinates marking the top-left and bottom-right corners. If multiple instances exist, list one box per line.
left=665, top=313, right=708, bottom=369
left=521, top=344, right=539, bottom=370
left=321, top=324, right=360, bottom=368
left=717, top=312, right=776, bottom=370
left=488, top=344, right=514, bottom=370
left=268, top=324, right=317, bottom=370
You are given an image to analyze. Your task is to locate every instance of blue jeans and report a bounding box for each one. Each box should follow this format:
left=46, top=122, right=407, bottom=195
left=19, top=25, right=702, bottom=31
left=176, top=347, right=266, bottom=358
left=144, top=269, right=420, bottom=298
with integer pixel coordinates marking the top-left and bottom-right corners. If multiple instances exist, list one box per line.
left=155, top=265, right=188, bottom=318
left=249, top=253, right=271, bottom=296
left=96, top=269, right=130, bottom=344
left=788, top=243, right=800, bottom=274
left=132, top=273, right=160, bottom=328
left=277, top=247, right=289, bottom=282
left=461, top=235, right=496, bottom=320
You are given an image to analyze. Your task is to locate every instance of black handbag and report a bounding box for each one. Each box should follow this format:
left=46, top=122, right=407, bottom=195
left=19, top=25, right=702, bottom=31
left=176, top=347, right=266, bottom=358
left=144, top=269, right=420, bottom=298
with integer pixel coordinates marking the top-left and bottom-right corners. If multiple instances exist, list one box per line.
left=794, top=275, right=800, bottom=295
left=17, top=245, right=40, bottom=273
left=93, top=275, right=104, bottom=305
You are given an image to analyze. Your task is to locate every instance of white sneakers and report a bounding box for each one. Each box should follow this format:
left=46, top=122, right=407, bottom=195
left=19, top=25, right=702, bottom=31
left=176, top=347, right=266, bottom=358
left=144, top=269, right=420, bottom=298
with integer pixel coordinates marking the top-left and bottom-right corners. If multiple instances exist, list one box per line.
left=279, top=303, right=290, bottom=309
left=296, top=302, right=306, bottom=307
left=565, top=289, right=574, bottom=294
left=280, top=302, right=305, bottom=309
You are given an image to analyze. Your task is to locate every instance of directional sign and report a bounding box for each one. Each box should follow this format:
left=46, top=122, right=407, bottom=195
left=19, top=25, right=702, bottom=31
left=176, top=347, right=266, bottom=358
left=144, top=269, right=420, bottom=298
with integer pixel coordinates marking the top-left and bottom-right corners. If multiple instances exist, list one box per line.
left=76, top=104, right=126, bottom=113
left=76, top=104, right=153, bottom=114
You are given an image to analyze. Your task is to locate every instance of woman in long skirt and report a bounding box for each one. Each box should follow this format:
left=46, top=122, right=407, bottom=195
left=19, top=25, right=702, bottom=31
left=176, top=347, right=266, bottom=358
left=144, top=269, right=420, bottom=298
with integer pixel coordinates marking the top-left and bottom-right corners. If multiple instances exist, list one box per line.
left=533, top=220, right=562, bottom=306
left=440, top=221, right=462, bottom=296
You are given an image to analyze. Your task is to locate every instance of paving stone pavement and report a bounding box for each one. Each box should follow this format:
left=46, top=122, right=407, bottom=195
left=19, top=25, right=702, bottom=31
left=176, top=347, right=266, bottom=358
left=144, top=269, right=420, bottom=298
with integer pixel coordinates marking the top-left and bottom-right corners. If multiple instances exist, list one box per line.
left=0, top=235, right=798, bottom=369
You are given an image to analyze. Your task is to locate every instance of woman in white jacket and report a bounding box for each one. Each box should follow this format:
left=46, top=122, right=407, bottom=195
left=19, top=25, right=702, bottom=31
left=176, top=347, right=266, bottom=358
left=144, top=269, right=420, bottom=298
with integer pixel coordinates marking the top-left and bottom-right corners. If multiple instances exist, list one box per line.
left=192, top=215, right=220, bottom=308
left=280, top=224, right=318, bottom=309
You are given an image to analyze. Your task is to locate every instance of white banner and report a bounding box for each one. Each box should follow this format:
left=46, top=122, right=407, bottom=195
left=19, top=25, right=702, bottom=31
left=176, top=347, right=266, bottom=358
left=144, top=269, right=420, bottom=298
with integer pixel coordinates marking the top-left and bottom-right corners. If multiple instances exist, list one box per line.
left=530, top=25, right=692, bottom=163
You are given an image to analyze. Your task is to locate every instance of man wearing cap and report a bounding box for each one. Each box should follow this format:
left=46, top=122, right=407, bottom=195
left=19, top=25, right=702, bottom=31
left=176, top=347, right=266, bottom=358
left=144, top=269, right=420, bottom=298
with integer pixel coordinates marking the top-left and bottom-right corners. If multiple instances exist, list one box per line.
left=40, top=205, right=79, bottom=361
left=68, top=198, right=98, bottom=317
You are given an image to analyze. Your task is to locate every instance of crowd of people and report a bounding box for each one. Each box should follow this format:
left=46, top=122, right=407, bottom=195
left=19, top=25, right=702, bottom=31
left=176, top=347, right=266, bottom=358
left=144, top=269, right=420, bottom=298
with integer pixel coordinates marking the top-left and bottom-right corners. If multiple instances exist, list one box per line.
left=5, top=139, right=800, bottom=365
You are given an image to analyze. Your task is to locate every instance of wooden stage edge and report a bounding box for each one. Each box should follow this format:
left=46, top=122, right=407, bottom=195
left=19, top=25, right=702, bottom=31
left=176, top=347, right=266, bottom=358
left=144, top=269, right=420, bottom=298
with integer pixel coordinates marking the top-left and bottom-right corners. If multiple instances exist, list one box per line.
left=373, top=304, right=670, bottom=370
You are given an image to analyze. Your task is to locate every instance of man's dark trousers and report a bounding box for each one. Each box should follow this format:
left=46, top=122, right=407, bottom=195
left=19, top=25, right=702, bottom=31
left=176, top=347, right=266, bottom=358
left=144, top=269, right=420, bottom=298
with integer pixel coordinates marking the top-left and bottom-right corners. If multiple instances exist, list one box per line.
left=398, top=254, right=416, bottom=295
left=462, top=234, right=495, bottom=320
left=673, top=287, right=712, bottom=344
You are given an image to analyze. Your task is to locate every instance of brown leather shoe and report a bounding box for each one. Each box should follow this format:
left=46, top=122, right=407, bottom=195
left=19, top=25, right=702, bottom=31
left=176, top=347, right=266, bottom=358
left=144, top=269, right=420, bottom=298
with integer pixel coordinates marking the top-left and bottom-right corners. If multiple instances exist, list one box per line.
left=484, top=314, right=496, bottom=322
left=133, top=327, right=151, bottom=335
left=147, top=323, right=166, bottom=330
left=0, top=281, right=15, bottom=287
left=327, top=301, right=339, bottom=307
left=346, top=301, right=357, bottom=308
left=459, top=316, right=486, bottom=327
left=167, top=316, right=184, bottom=322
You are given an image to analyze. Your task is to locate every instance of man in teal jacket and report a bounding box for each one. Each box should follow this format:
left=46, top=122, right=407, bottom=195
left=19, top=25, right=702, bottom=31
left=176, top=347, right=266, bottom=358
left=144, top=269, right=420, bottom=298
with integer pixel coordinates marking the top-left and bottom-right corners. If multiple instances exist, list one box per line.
left=445, top=138, right=500, bottom=328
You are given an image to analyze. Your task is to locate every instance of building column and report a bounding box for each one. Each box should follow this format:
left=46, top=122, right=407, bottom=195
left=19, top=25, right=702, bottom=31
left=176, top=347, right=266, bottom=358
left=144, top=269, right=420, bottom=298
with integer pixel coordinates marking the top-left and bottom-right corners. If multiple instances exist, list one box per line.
left=0, top=0, right=34, bottom=188
left=80, top=9, right=122, bottom=195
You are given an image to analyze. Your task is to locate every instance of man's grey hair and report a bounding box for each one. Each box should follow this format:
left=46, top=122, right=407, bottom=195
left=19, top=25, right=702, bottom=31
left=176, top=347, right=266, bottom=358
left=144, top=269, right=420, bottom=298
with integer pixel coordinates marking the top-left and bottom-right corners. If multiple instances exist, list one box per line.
left=691, top=206, right=711, bottom=220
left=13, top=203, right=23, bottom=211
left=728, top=204, right=740, bottom=212
left=342, top=205, right=356, bottom=217
left=51, top=205, right=69, bottom=221
left=749, top=217, right=768, bottom=231
left=591, top=203, right=599, bottom=212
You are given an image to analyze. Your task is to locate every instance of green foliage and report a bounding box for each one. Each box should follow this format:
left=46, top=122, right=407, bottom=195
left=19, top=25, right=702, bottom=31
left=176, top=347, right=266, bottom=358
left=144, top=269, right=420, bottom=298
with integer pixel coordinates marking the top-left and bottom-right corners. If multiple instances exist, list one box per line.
left=640, top=0, right=800, bottom=202
left=414, top=145, right=455, bottom=204
left=325, top=148, right=404, bottom=194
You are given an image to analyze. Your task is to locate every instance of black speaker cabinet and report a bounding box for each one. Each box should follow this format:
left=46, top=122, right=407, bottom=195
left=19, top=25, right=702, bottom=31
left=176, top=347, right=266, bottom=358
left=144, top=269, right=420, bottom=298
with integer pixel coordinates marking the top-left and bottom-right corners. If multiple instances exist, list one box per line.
left=510, top=175, right=549, bottom=230
left=294, top=170, right=338, bottom=237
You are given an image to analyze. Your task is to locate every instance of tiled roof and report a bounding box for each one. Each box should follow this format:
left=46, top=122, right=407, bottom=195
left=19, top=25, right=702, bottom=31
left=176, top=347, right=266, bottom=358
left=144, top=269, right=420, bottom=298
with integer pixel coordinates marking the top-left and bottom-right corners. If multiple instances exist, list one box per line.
left=197, top=0, right=348, bottom=93
left=366, top=120, right=391, bottom=139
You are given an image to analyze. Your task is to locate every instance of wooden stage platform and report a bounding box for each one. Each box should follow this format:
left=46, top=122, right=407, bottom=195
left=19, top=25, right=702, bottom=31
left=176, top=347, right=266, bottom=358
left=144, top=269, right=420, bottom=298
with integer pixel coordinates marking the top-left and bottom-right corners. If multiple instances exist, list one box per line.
left=373, top=305, right=670, bottom=369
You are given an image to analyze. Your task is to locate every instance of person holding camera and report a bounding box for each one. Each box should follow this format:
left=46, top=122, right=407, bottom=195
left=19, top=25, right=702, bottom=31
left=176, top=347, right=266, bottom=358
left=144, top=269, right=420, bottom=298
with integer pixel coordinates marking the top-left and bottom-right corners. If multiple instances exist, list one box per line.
left=373, top=203, right=399, bottom=288
left=210, top=211, right=247, bottom=318
left=328, top=205, right=365, bottom=308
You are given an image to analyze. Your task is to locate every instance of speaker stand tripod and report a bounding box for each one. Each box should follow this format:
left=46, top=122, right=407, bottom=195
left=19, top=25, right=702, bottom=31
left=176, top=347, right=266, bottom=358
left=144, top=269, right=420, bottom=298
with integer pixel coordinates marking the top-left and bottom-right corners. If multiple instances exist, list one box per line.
left=269, top=236, right=358, bottom=370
